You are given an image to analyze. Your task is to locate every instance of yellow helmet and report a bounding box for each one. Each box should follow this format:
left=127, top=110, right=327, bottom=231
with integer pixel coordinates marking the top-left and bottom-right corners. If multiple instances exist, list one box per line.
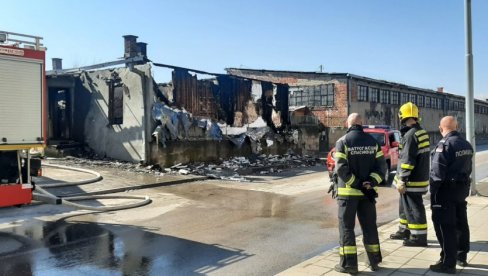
left=398, top=102, right=419, bottom=121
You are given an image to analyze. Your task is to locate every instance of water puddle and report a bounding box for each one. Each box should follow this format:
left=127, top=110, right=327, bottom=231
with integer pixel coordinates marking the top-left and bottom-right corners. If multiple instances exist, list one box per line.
left=0, top=219, right=251, bottom=275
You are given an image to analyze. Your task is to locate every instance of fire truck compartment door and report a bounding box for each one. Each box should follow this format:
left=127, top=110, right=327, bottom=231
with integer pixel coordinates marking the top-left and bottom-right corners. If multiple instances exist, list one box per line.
left=0, top=56, right=43, bottom=145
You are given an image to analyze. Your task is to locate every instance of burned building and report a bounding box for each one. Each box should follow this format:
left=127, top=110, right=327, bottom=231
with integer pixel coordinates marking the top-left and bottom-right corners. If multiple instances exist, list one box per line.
left=227, top=68, right=488, bottom=151
left=45, top=35, right=488, bottom=166
left=149, top=65, right=294, bottom=166
left=46, top=35, right=155, bottom=163
left=47, top=64, right=155, bottom=163
left=45, top=37, right=296, bottom=166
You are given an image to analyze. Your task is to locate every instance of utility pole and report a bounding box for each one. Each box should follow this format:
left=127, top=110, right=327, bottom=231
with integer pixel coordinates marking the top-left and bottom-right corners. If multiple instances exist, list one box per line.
left=465, top=0, right=477, bottom=195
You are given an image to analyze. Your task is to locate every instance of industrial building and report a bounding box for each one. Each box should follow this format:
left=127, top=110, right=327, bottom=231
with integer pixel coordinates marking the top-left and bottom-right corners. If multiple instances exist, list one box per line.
left=227, top=68, right=488, bottom=150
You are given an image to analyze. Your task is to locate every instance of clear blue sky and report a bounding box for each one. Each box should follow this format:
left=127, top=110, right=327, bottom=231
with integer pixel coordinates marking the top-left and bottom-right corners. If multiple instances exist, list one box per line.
left=3, top=0, right=487, bottom=99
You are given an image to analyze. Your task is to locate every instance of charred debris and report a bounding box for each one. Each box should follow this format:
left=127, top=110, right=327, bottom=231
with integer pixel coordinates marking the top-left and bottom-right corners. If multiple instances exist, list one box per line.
left=151, top=64, right=292, bottom=150
left=148, top=64, right=320, bottom=180
left=51, top=152, right=319, bottom=182
left=45, top=35, right=323, bottom=176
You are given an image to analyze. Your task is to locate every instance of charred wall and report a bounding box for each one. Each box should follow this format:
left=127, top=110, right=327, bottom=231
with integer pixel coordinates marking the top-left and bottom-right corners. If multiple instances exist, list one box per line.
left=172, top=69, right=219, bottom=119
left=149, top=137, right=297, bottom=167
left=216, top=75, right=252, bottom=125
left=170, top=70, right=288, bottom=130
left=276, top=84, right=290, bottom=125
left=226, top=69, right=351, bottom=152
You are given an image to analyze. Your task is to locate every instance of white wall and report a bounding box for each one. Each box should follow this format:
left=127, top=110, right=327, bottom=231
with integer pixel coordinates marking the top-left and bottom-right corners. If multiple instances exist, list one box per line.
left=81, top=64, right=153, bottom=162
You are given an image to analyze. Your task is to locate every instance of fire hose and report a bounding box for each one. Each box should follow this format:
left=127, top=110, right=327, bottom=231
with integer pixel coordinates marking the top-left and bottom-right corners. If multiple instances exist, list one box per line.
left=32, top=163, right=151, bottom=211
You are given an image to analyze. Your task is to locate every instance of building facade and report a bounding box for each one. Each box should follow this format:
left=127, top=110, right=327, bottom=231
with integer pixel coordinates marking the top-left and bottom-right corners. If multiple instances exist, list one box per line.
left=227, top=68, right=488, bottom=150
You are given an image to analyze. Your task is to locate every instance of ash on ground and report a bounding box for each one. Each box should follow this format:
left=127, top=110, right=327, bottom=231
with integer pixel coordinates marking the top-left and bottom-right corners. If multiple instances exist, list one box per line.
left=45, top=153, right=319, bottom=182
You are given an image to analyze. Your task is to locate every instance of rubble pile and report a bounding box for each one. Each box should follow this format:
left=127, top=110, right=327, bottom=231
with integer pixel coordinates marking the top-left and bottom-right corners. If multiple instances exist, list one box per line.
left=45, top=156, right=162, bottom=174
left=152, top=102, right=300, bottom=154
left=45, top=153, right=319, bottom=182
left=162, top=153, right=319, bottom=181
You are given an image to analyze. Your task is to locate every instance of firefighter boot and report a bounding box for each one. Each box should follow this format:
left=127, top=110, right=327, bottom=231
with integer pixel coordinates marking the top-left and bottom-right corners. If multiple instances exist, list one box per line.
left=390, top=230, right=410, bottom=240
left=403, top=235, right=427, bottom=247
left=429, top=263, right=456, bottom=274
left=334, top=264, right=358, bottom=274
left=403, top=239, right=427, bottom=247
left=366, top=262, right=380, bottom=271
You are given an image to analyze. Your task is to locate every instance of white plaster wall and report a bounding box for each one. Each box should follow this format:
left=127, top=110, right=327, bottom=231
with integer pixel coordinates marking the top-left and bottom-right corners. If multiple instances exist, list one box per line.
left=81, top=64, right=153, bottom=162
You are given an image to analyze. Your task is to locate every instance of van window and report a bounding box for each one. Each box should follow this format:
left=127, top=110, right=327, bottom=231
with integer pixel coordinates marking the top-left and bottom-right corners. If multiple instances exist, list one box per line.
left=369, top=133, right=385, bottom=146
left=394, top=132, right=401, bottom=142
left=389, top=133, right=395, bottom=143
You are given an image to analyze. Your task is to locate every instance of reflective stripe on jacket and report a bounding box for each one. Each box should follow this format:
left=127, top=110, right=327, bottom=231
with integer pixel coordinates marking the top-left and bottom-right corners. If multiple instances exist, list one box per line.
left=334, top=125, right=387, bottom=199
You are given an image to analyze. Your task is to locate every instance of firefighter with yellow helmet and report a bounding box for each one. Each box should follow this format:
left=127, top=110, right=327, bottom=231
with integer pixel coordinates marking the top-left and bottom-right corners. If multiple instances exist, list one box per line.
left=390, top=102, right=430, bottom=247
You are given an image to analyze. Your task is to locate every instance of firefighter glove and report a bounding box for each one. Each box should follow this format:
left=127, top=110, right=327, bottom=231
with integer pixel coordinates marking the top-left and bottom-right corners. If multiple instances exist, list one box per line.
left=327, top=182, right=337, bottom=199
left=394, top=178, right=406, bottom=194
left=361, top=186, right=378, bottom=203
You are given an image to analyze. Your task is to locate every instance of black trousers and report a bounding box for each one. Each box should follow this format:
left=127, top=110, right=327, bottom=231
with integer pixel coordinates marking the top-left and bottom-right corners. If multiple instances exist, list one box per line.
left=397, top=192, right=427, bottom=242
left=338, top=197, right=382, bottom=268
left=432, top=199, right=470, bottom=268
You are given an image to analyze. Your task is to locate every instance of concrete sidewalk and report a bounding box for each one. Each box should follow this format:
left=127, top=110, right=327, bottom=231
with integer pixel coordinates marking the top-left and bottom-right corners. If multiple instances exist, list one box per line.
left=278, top=186, right=488, bottom=275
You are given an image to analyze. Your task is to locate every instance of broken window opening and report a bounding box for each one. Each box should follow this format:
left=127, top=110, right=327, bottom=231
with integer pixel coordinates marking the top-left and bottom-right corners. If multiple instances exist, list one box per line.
left=48, top=86, right=74, bottom=140
left=275, top=84, right=290, bottom=126
left=261, top=81, right=274, bottom=129
left=108, top=83, right=124, bottom=125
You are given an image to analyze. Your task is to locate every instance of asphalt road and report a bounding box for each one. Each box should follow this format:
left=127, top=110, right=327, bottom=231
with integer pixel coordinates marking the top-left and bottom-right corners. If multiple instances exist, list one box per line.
left=0, top=146, right=487, bottom=275
left=0, top=166, right=398, bottom=276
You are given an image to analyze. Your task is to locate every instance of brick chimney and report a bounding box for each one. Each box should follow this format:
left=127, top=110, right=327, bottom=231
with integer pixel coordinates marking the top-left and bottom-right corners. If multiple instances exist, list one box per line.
left=136, top=42, right=147, bottom=58
left=123, top=35, right=138, bottom=59
left=437, top=87, right=444, bottom=93
left=52, top=58, right=62, bottom=70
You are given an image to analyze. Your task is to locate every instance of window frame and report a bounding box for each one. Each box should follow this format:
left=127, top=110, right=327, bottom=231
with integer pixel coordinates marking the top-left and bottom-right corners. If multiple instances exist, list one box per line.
left=409, top=94, right=417, bottom=104
left=108, top=84, right=124, bottom=125
left=358, top=85, right=368, bottom=102
left=380, top=89, right=390, bottom=104
left=401, top=93, right=409, bottom=104
left=417, top=95, right=424, bottom=107
left=391, top=91, right=399, bottom=105
left=322, top=83, right=335, bottom=107
left=425, top=96, right=431, bottom=108
left=370, top=88, right=379, bottom=103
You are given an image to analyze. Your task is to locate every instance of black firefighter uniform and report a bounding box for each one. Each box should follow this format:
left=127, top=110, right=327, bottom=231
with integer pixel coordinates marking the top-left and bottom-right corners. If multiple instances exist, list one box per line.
left=393, top=124, right=430, bottom=245
left=334, top=125, right=387, bottom=269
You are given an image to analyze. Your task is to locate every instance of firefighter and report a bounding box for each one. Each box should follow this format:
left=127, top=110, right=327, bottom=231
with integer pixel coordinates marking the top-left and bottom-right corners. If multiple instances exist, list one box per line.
left=429, top=116, right=473, bottom=274
left=332, top=113, right=387, bottom=274
left=390, top=102, right=430, bottom=247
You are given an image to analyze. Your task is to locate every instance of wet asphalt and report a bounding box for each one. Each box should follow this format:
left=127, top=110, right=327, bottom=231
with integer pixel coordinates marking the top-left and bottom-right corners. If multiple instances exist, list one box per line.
left=0, top=167, right=399, bottom=276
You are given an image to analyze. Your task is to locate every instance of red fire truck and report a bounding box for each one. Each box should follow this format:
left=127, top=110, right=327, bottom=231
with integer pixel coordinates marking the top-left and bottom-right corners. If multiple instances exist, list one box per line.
left=0, top=31, right=46, bottom=207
